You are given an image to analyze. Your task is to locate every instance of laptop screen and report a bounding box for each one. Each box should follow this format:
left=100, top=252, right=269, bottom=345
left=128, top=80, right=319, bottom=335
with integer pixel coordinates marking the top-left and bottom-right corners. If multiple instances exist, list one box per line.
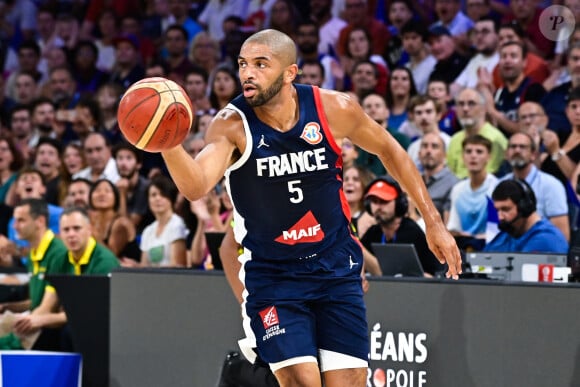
left=371, top=243, right=425, bottom=277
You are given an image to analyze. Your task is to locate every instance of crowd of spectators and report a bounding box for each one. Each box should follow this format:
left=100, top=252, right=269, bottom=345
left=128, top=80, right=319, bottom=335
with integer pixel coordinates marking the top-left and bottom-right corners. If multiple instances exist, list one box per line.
left=0, top=0, right=578, bottom=280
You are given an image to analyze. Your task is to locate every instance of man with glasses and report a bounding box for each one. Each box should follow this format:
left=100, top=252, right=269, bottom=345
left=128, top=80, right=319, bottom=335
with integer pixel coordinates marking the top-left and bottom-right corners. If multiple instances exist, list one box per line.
left=517, top=101, right=548, bottom=154
left=500, top=132, right=570, bottom=240
left=450, top=17, right=500, bottom=96
left=446, top=88, right=507, bottom=178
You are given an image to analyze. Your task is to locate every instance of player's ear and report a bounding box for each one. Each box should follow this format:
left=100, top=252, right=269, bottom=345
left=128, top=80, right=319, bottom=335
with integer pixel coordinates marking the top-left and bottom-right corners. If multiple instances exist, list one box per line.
left=286, top=64, right=299, bottom=83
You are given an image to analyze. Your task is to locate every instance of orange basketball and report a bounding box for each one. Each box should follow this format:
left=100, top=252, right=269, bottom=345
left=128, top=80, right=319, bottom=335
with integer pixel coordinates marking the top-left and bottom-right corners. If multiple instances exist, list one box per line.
left=117, top=77, right=194, bottom=152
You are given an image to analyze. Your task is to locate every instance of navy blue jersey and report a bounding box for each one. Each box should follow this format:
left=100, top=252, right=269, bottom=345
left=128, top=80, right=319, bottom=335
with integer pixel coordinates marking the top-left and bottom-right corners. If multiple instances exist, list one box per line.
left=225, top=84, right=357, bottom=262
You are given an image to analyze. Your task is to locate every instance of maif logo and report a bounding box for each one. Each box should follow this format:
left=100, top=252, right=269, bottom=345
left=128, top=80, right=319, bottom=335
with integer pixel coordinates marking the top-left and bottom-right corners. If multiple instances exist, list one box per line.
left=275, top=211, right=325, bottom=245
left=301, top=122, right=323, bottom=145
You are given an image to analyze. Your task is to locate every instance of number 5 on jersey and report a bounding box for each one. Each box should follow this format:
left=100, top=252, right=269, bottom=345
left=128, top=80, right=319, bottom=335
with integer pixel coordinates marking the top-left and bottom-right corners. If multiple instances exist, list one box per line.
left=288, top=180, right=303, bottom=203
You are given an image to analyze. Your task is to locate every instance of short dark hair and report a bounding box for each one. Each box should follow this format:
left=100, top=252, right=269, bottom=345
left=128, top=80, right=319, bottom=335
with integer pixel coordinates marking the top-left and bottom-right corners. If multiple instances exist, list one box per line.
left=567, top=86, right=580, bottom=105
left=37, top=136, right=63, bottom=155
left=148, top=175, right=178, bottom=204
left=352, top=60, right=379, bottom=78
left=76, top=97, right=102, bottom=127
left=499, top=21, right=526, bottom=39
left=30, top=97, right=55, bottom=114
left=166, top=24, right=189, bottom=41
left=74, top=40, right=99, bottom=59
left=18, top=40, right=41, bottom=57
left=296, top=19, right=319, bottom=32
left=462, top=134, right=492, bottom=152
left=69, top=177, right=93, bottom=189
left=300, top=60, right=325, bottom=79
left=223, top=15, right=245, bottom=27
left=9, top=104, right=30, bottom=121
left=491, top=179, right=536, bottom=213
left=400, top=20, right=429, bottom=42
left=475, top=16, right=499, bottom=33
left=499, top=40, right=527, bottom=59
left=427, top=76, right=450, bottom=93
left=185, top=65, right=209, bottom=84
left=112, top=142, right=143, bottom=163
left=16, top=198, right=49, bottom=226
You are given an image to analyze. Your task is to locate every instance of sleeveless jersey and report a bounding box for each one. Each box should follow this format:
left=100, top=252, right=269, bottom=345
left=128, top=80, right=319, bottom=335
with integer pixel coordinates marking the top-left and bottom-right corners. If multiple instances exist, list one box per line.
left=225, top=84, right=356, bottom=262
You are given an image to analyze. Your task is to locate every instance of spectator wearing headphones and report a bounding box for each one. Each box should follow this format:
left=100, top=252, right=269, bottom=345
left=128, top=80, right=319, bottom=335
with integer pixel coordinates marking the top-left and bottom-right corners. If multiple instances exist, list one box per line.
left=360, top=176, right=444, bottom=276
left=485, top=179, right=568, bottom=253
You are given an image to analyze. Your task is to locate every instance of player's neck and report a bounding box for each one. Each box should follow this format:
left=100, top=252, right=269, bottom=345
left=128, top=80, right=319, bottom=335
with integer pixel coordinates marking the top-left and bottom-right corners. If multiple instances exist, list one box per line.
left=255, top=85, right=298, bottom=132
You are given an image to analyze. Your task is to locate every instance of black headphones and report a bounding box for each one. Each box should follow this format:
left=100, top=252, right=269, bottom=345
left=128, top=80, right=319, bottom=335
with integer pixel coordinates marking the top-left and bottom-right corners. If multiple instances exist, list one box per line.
left=364, top=175, right=409, bottom=217
left=513, top=179, right=536, bottom=218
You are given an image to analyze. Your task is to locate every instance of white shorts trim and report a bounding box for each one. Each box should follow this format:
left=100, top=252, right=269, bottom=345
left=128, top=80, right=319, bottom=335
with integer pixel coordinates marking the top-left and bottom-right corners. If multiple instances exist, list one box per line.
left=319, top=349, right=368, bottom=372
left=269, top=356, right=318, bottom=373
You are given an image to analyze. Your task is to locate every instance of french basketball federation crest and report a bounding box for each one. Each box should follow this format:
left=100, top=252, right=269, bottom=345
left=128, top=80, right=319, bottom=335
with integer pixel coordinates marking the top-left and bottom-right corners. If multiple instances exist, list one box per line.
left=300, top=122, right=323, bottom=145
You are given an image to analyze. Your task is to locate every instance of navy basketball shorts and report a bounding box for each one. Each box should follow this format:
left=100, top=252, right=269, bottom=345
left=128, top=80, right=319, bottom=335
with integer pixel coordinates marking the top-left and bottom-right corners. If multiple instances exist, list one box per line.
left=240, top=246, right=369, bottom=372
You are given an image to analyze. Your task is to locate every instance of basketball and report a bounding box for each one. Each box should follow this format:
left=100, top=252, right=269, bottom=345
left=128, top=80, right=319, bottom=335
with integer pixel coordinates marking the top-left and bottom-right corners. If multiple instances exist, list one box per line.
left=117, top=77, right=194, bottom=152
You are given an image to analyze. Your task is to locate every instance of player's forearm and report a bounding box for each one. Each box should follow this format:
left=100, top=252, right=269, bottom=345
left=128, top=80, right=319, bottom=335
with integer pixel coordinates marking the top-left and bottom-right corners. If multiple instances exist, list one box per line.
left=161, top=146, right=210, bottom=201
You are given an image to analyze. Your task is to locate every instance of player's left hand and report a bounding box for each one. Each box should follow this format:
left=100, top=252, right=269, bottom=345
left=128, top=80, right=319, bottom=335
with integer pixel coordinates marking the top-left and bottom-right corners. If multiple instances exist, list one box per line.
left=425, top=223, right=462, bottom=280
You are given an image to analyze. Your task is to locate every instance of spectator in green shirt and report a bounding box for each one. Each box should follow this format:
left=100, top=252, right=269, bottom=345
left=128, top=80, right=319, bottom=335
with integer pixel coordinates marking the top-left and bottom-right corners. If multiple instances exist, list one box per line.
left=0, top=198, right=69, bottom=349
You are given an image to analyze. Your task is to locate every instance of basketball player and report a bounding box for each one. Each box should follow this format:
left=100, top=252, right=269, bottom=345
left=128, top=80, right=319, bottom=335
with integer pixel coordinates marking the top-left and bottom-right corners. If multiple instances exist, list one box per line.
left=161, top=29, right=461, bottom=387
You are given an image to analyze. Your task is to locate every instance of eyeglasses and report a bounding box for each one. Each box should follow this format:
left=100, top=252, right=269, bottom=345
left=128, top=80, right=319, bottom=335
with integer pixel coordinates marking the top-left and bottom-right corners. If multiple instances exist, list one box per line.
left=472, top=28, right=492, bottom=36
left=457, top=100, right=479, bottom=108
left=508, top=143, right=531, bottom=150
left=518, top=113, right=543, bottom=121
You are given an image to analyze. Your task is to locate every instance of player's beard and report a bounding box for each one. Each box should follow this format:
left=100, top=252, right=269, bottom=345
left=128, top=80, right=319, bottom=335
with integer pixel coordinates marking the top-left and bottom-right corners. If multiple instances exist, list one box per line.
left=245, top=73, right=284, bottom=107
